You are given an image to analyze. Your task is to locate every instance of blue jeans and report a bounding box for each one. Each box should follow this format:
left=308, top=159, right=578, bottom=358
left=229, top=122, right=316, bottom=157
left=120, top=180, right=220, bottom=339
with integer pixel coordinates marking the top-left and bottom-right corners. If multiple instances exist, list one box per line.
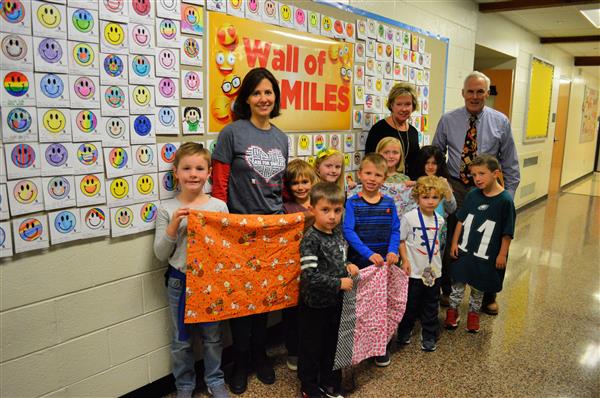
left=167, top=277, right=225, bottom=392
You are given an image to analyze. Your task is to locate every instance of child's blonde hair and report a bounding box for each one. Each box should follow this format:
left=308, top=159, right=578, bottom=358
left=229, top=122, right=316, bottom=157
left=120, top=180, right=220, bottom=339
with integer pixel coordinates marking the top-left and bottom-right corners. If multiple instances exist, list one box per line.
left=173, top=142, right=211, bottom=168
left=412, top=175, right=447, bottom=201
left=376, top=137, right=405, bottom=173
left=359, top=153, right=387, bottom=175
left=314, top=147, right=345, bottom=190
left=285, top=159, right=318, bottom=188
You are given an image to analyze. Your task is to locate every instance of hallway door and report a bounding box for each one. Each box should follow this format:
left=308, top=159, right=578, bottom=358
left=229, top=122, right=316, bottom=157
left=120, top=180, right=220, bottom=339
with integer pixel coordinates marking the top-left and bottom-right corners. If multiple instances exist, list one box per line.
left=548, top=80, right=571, bottom=194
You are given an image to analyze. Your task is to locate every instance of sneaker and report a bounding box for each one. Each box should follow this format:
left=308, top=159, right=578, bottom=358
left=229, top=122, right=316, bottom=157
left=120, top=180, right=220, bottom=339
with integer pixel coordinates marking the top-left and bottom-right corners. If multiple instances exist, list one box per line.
left=397, top=330, right=411, bottom=346
left=319, top=385, right=344, bottom=398
left=444, top=308, right=460, bottom=330
left=421, top=339, right=437, bottom=352
left=467, top=311, right=480, bottom=333
left=286, top=355, right=298, bottom=371
left=440, top=294, right=450, bottom=307
left=484, top=301, right=499, bottom=315
left=374, top=351, right=391, bottom=367
left=208, top=383, right=230, bottom=398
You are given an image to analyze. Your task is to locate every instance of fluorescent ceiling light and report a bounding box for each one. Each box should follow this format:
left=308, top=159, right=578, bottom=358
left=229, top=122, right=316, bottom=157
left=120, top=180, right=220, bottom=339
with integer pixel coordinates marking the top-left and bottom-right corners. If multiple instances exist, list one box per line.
left=580, top=8, right=600, bottom=28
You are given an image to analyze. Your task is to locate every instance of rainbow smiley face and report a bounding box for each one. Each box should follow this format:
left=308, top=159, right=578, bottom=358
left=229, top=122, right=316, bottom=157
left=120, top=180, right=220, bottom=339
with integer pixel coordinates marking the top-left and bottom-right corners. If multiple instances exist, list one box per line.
left=1, top=0, right=25, bottom=23
left=45, top=143, right=68, bottom=167
left=19, top=218, right=43, bottom=241
left=136, top=174, right=154, bottom=195
left=103, top=54, right=124, bottom=77
left=108, top=147, right=128, bottom=169
left=42, top=109, right=66, bottom=134
left=11, top=143, right=35, bottom=168
left=161, top=144, right=176, bottom=163
left=73, top=43, right=94, bottom=67
left=110, top=178, right=129, bottom=199
left=84, top=207, right=105, bottom=230
left=54, top=210, right=76, bottom=234
left=77, top=143, right=98, bottom=166
left=48, top=176, right=70, bottom=200
left=80, top=174, right=100, bottom=197
left=104, top=22, right=125, bottom=46
left=75, top=110, right=97, bottom=133
left=7, top=108, right=32, bottom=133
left=104, top=86, right=125, bottom=108
left=140, top=203, right=157, bottom=223
left=183, top=38, right=199, bottom=58
left=37, top=3, right=61, bottom=29
left=136, top=145, right=153, bottom=166
left=40, top=73, right=65, bottom=99
left=13, top=179, right=37, bottom=204
left=2, top=35, right=27, bottom=61
left=162, top=171, right=177, bottom=191
left=72, top=8, right=93, bottom=33
left=38, top=38, right=62, bottom=64
left=159, top=19, right=177, bottom=40
left=133, top=86, right=151, bottom=106
left=3, top=71, right=29, bottom=97
left=114, top=207, right=133, bottom=227
left=74, top=76, right=96, bottom=100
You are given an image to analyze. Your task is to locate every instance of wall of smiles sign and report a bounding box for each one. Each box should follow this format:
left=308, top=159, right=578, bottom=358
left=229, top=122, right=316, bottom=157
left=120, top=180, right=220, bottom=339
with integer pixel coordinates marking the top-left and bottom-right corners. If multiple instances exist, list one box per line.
left=207, top=12, right=353, bottom=133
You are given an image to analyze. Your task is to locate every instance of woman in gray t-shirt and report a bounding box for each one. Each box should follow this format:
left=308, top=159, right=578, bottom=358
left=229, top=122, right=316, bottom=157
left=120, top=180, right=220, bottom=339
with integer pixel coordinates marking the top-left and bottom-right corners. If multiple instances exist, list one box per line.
left=211, top=68, right=289, bottom=395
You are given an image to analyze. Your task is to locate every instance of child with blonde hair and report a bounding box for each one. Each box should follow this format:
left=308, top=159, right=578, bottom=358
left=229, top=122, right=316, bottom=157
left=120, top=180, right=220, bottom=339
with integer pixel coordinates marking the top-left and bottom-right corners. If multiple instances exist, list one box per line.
left=375, top=137, right=410, bottom=184
left=314, top=148, right=345, bottom=191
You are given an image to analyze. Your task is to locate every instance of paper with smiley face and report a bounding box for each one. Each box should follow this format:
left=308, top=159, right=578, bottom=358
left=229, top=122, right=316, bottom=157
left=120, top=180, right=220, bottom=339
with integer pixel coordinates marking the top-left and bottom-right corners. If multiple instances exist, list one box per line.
left=131, top=144, right=157, bottom=173
left=154, top=77, right=179, bottom=106
left=180, top=69, right=203, bottom=99
left=128, top=0, right=153, bottom=23
left=157, top=142, right=179, bottom=172
left=99, top=52, right=128, bottom=85
left=49, top=208, right=81, bottom=244
left=306, top=10, right=319, bottom=35
left=156, top=18, right=182, bottom=48
left=102, top=145, right=132, bottom=178
left=129, top=85, right=155, bottom=115
left=158, top=170, right=179, bottom=200
left=130, top=114, right=156, bottom=144
left=33, top=36, right=68, bottom=73
left=354, top=65, right=364, bottom=85
left=354, top=85, right=365, bottom=105
left=4, top=142, right=41, bottom=179
left=74, top=173, right=106, bottom=206
left=226, top=0, right=245, bottom=18
left=259, top=0, right=278, bottom=25
left=180, top=36, right=202, bottom=67
left=1, top=106, right=38, bottom=143
left=129, top=23, right=154, bottom=54
left=12, top=213, right=49, bottom=253
left=279, top=4, right=295, bottom=29
left=0, top=33, right=33, bottom=70
left=7, top=177, right=44, bottom=216
left=98, top=0, right=128, bottom=23
left=1, top=70, right=36, bottom=107
left=156, top=107, right=179, bottom=135
left=128, top=54, right=154, bottom=85
left=343, top=132, right=355, bottom=152
left=133, top=173, right=158, bottom=202
left=32, top=1, right=67, bottom=38
left=0, top=0, right=33, bottom=35
left=100, top=20, right=128, bottom=54
left=68, top=74, right=100, bottom=108
left=43, top=174, right=76, bottom=210
left=71, top=109, right=102, bottom=141
left=40, top=142, right=75, bottom=176
left=0, top=221, right=13, bottom=257
left=295, top=134, right=312, bottom=156
left=352, top=109, right=363, bottom=129
left=106, top=175, right=134, bottom=207
left=155, top=47, right=179, bottom=77
left=34, top=73, right=70, bottom=107
left=100, top=84, right=129, bottom=116
left=135, top=202, right=159, bottom=231
left=109, top=205, right=137, bottom=237
left=328, top=133, right=342, bottom=152
left=67, top=41, right=100, bottom=76
left=156, top=0, right=181, bottom=19
left=356, top=19, right=367, bottom=40
left=36, top=108, right=71, bottom=142
left=0, top=149, right=6, bottom=183
left=74, top=141, right=104, bottom=175
left=101, top=116, right=129, bottom=146
left=67, top=7, right=98, bottom=42
left=244, top=0, right=262, bottom=22
left=292, top=6, right=307, bottom=32
left=180, top=4, right=203, bottom=36
left=78, top=205, right=110, bottom=238
left=0, top=184, right=10, bottom=220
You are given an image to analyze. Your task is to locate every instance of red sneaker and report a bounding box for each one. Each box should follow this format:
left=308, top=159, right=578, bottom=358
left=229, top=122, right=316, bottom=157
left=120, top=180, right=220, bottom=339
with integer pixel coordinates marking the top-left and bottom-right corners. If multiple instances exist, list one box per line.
left=444, top=308, right=460, bottom=329
left=467, top=311, right=480, bottom=333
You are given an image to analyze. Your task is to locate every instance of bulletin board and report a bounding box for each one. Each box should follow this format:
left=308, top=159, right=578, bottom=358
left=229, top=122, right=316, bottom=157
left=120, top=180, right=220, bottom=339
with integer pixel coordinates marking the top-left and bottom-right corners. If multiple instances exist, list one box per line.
left=0, top=0, right=448, bottom=258
left=524, top=56, right=554, bottom=141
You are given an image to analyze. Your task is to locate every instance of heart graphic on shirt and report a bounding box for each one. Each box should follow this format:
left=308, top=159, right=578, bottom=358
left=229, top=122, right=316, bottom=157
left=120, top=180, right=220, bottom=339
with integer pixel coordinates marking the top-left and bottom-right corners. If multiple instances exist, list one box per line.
left=245, top=145, right=286, bottom=182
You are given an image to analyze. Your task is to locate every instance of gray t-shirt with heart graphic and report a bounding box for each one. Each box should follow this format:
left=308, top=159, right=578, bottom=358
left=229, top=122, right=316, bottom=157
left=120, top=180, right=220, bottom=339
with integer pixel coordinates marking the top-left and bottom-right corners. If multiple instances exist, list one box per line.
left=212, top=119, right=288, bottom=215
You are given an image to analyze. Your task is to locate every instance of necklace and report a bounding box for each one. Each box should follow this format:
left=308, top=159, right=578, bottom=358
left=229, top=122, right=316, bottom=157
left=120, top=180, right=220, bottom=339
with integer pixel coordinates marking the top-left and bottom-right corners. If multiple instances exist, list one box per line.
left=391, top=116, right=410, bottom=169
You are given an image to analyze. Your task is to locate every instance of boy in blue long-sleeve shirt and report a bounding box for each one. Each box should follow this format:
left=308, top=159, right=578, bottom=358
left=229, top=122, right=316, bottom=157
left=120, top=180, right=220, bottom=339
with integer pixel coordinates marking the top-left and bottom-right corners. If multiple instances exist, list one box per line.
left=343, top=153, right=400, bottom=367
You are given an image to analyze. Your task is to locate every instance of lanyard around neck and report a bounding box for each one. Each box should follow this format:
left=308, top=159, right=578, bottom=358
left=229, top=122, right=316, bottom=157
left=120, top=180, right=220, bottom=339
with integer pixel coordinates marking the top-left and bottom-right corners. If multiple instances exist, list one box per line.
left=417, top=208, right=438, bottom=264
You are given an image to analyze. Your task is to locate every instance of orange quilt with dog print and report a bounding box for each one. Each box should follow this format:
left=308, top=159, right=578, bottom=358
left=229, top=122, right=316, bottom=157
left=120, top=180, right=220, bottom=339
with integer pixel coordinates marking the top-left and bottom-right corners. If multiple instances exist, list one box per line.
left=185, top=210, right=304, bottom=322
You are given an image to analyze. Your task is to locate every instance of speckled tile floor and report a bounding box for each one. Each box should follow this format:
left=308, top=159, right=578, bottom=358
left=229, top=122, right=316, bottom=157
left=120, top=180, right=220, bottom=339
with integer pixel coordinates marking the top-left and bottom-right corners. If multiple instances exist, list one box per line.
left=164, top=186, right=600, bottom=398
left=563, top=172, right=600, bottom=197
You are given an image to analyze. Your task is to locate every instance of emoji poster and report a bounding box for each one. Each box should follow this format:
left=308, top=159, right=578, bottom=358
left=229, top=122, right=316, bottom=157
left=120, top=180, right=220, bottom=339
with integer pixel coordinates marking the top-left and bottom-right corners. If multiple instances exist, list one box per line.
left=208, top=12, right=353, bottom=133
left=185, top=211, right=303, bottom=322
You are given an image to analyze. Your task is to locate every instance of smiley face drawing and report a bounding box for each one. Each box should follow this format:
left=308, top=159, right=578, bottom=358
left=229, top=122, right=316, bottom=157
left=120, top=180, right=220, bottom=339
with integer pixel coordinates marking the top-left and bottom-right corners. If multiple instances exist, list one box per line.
left=110, top=178, right=129, bottom=199
left=105, top=117, right=125, bottom=139
left=47, top=176, right=70, bottom=200
left=161, top=144, right=176, bottom=163
left=108, top=147, right=128, bottom=169
left=103, top=0, right=124, bottom=13
left=3, top=71, right=29, bottom=97
left=36, top=3, right=61, bottom=29
left=38, top=38, right=63, bottom=64
left=77, top=143, right=98, bottom=166
left=132, top=86, right=151, bottom=107
left=114, top=206, right=133, bottom=227
left=140, top=203, right=157, bottom=223
left=75, top=110, right=97, bottom=134
left=2, top=34, right=27, bottom=61
left=79, top=174, right=100, bottom=197
left=13, top=179, right=38, bottom=204
left=6, top=108, right=32, bottom=133
left=298, top=135, right=309, bottom=151
left=40, top=73, right=64, bottom=99
left=18, top=218, right=43, bottom=241
left=103, top=54, right=124, bottom=77
left=157, top=78, right=175, bottom=98
left=136, top=145, right=153, bottom=166
left=132, top=0, right=150, bottom=16
left=131, top=24, right=150, bottom=46
left=184, top=71, right=199, bottom=91
left=229, top=0, right=241, bottom=10
left=42, top=109, right=66, bottom=134
left=136, top=174, right=154, bottom=195
left=131, top=55, right=150, bottom=77
left=104, top=22, right=125, bottom=46
left=73, top=76, right=95, bottom=100
left=72, top=8, right=93, bottom=33
left=45, top=143, right=68, bottom=167
left=158, top=48, right=175, bottom=69
left=11, top=144, right=35, bottom=168
left=1, top=0, right=25, bottom=24
left=157, top=107, right=175, bottom=127
left=104, top=86, right=125, bottom=108
left=159, top=19, right=177, bottom=40
left=84, top=207, right=105, bottom=230
left=133, top=115, right=152, bottom=137
left=162, top=171, right=177, bottom=191
left=247, top=0, right=258, bottom=13
left=263, top=0, right=275, bottom=17
left=54, top=210, right=76, bottom=234
left=183, top=38, right=199, bottom=58
left=73, top=43, right=94, bottom=67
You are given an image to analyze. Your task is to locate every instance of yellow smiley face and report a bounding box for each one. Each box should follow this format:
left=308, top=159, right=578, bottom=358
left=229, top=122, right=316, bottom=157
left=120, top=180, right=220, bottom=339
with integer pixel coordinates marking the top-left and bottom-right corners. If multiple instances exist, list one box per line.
left=280, top=5, right=291, bottom=21
left=375, top=79, right=383, bottom=92
left=136, top=175, right=154, bottom=194
left=299, top=135, right=309, bottom=150
left=104, top=23, right=124, bottom=46
left=322, top=17, right=332, bottom=31
left=37, top=4, right=61, bottom=29
left=43, top=109, right=66, bottom=133
left=110, top=178, right=129, bottom=199
left=133, top=86, right=150, bottom=106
